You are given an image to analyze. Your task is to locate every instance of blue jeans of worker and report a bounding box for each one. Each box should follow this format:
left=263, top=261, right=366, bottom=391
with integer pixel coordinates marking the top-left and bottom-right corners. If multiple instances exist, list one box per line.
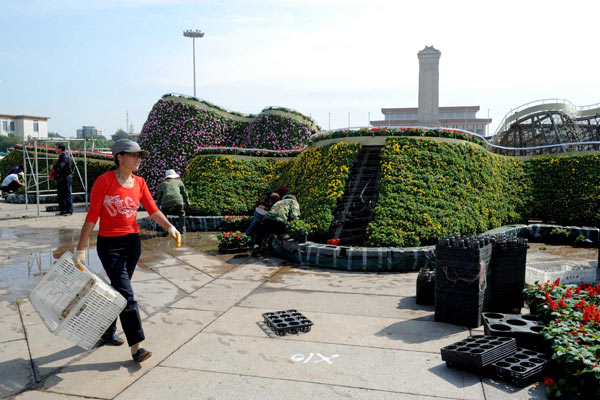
left=97, top=233, right=144, bottom=346
left=245, top=208, right=266, bottom=238
left=56, top=175, right=73, bottom=214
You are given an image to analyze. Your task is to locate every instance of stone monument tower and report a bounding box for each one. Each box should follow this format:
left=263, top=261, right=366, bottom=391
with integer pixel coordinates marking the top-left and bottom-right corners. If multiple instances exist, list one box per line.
left=417, top=46, right=441, bottom=126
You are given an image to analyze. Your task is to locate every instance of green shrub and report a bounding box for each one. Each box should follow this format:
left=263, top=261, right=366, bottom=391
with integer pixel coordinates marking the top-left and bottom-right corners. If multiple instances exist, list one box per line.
left=276, top=142, right=362, bottom=234
left=367, top=138, right=527, bottom=247
left=183, top=142, right=361, bottom=235
left=184, top=156, right=288, bottom=216
left=524, top=154, right=600, bottom=226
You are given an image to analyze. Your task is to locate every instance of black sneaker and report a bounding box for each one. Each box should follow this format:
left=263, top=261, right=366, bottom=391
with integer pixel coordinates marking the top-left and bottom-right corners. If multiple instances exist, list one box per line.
left=132, top=348, right=152, bottom=363
left=98, top=334, right=125, bottom=346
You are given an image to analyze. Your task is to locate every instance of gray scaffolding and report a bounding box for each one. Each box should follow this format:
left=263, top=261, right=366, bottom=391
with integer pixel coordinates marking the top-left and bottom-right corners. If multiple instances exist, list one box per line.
left=22, top=138, right=89, bottom=216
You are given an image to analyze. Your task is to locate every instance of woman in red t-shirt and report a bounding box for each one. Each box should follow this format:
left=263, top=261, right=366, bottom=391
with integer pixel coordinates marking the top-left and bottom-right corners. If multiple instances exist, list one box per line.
left=74, top=139, right=181, bottom=363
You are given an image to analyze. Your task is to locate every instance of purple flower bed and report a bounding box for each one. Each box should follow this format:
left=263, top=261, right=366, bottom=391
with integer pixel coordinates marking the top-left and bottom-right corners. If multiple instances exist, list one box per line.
left=137, top=99, right=315, bottom=193
left=232, top=114, right=315, bottom=150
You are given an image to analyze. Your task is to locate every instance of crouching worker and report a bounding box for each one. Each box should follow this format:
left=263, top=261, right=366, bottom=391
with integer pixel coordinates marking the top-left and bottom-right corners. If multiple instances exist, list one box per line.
left=157, top=169, right=189, bottom=234
left=74, top=139, right=181, bottom=363
left=1, top=171, right=24, bottom=195
left=253, top=194, right=300, bottom=256
left=245, top=185, right=287, bottom=243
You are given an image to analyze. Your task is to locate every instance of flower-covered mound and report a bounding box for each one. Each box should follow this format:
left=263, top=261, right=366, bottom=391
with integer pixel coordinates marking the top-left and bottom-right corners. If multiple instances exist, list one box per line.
left=367, top=137, right=527, bottom=247
left=183, top=142, right=361, bottom=237
left=137, top=95, right=319, bottom=193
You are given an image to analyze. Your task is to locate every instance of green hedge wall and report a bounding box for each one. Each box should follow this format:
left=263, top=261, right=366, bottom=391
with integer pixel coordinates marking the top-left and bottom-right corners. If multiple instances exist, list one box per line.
left=524, top=154, right=600, bottom=226
left=183, top=142, right=361, bottom=234
left=366, top=138, right=527, bottom=247
left=184, top=156, right=288, bottom=216
left=275, top=142, right=362, bottom=234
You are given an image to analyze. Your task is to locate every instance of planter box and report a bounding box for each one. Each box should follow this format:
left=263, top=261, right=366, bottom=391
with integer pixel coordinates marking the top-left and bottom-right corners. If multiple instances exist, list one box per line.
left=525, top=262, right=597, bottom=285
left=218, top=244, right=249, bottom=254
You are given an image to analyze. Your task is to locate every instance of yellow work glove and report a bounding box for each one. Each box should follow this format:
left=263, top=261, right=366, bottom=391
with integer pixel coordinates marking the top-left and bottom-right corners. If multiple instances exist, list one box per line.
left=73, top=250, right=85, bottom=271
left=167, top=225, right=182, bottom=248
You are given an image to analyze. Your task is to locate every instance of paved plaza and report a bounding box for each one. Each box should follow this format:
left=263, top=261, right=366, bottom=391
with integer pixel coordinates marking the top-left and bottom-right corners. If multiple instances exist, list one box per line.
left=1, top=201, right=583, bottom=399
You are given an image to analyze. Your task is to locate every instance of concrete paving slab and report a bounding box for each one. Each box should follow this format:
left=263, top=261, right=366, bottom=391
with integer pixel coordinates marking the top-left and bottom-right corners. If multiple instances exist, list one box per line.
left=161, top=332, right=485, bottom=399
left=265, top=267, right=418, bottom=296
left=169, top=279, right=264, bottom=312
left=219, top=261, right=281, bottom=281
left=132, top=277, right=187, bottom=316
left=13, top=390, right=91, bottom=399
left=238, top=286, right=434, bottom=320
left=24, top=323, right=88, bottom=381
left=115, top=365, right=451, bottom=400
left=0, top=298, right=18, bottom=316
left=482, top=377, right=547, bottom=399
left=0, top=302, right=24, bottom=342
left=139, top=255, right=183, bottom=269
left=175, top=253, right=236, bottom=277
left=37, top=308, right=219, bottom=399
left=130, top=267, right=161, bottom=282
left=17, top=298, right=44, bottom=326
left=206, top=306, right=468, bottom=353
left=0, top=339, right=35, bottom=398
left=154, top=264, right=214, bottom=293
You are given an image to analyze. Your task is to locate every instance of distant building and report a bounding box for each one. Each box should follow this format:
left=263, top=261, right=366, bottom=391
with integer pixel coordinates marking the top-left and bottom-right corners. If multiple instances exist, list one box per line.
left=0, top=113, right=50, bottom=139
left=373, top=106, right=490, bottom=136
left=127, top=133, right=140, bottom=142
left=370, top=46, right=491, bottom=136
left=76, top=126, right=103, bottom=138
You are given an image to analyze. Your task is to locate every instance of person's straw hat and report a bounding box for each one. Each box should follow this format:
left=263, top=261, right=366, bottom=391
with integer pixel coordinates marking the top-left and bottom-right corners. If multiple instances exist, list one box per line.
left=164, top=169, right=180, bottom=179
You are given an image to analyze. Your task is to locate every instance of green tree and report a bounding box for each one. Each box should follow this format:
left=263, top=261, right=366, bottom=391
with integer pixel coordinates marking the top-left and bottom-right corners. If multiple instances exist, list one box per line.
left=111, top=129, right=129, bottom=141
left=48, top=132, right=63, bottom=138
left=0, top=134, right=21, bottom=153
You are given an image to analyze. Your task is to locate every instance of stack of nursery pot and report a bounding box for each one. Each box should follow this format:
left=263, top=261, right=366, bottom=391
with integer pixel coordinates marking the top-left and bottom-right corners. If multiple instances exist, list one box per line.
left=434, top=236, right=493, bottom=328
left=487, top=235, right=529, bottom=313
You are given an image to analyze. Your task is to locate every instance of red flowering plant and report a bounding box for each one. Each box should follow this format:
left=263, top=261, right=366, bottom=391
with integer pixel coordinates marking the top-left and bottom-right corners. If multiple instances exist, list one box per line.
left=217, top=231, right=249, bottom=248
left=221, top=215, right=253, bottom=231
left=523, top=280, right=600, bottom=398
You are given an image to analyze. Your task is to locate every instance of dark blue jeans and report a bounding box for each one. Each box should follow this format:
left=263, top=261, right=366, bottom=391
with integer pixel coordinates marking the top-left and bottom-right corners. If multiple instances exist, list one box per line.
left=56, top=175, right=73, bottom=213
left=245, top=209, right=266, bottom=237
left=97, top=233, right=144, bottom=346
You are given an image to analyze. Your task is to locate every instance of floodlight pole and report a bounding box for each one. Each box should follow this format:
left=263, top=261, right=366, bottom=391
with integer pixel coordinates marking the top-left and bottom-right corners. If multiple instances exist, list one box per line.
left=183, top=29, right=205, bottom=97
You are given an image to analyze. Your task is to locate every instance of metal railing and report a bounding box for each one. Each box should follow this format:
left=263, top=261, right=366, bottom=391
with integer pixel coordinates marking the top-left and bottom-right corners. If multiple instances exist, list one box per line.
left=493, top=98, right=600, bottom=136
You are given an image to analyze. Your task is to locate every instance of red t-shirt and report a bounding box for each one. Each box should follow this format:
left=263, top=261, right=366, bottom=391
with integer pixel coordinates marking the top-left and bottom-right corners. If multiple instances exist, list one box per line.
left=85, top=171, right=159, bottom=237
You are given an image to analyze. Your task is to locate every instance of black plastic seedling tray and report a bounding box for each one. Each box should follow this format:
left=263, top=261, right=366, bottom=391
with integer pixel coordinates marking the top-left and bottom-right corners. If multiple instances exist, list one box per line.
left=492, top=347, right=549, bottom=387
left=441, top=335, right=517, bottom=371
left=262, top=309, right=313, bottom=336
left=482, top=312, right=547, bottom=351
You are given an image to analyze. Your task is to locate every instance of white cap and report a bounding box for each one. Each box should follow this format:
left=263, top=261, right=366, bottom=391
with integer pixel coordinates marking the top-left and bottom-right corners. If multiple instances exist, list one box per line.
left=165, top=169, right=180, bottom=179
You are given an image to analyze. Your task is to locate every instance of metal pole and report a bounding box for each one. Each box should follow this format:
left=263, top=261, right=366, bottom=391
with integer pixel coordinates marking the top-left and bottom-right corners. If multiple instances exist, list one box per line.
left=34, top=139, right=40, bottom=216
left=192, top=37, right=196, bottom=97
left=328, top=113, right=331, bottom=130
left=84, top=138, right=88, bottom=210
left=348, top=112, right=350, bottom=128
left=23, top=141, right=27, bottom=210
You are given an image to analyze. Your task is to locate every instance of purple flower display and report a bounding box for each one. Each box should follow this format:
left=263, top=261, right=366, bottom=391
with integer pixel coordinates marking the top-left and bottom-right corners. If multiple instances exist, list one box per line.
left=137, top=98, right=316, bottom=194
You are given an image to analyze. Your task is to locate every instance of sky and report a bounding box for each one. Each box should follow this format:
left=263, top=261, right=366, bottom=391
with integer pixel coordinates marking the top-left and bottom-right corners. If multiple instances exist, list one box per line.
left=1, top=0, right=599, bottom=139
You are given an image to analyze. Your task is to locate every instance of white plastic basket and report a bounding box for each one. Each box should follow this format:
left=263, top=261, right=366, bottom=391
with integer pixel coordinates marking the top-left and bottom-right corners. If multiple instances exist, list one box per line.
left=525, top=262, right=597, bottom=285
left=29, top=251, right=127, bottom=350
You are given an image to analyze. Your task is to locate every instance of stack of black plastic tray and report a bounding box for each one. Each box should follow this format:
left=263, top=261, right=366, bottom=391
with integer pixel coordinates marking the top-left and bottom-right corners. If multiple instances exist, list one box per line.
left=434, top=236, right=492, bottom=328
left=441, top=335, right=517, bottom=372
left=486, top=235, right=529, bottom=313
left=483, top=312, right=548, bottom=352
left=491, top=348, right=550, bottom=387
left=416, top=267, right=435, bottom=305
left=262, top=309, right=313, bottom=336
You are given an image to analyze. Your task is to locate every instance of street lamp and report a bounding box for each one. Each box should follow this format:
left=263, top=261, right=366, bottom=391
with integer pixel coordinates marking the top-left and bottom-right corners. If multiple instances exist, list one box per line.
left=183, top=29, right=204, bottom=97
